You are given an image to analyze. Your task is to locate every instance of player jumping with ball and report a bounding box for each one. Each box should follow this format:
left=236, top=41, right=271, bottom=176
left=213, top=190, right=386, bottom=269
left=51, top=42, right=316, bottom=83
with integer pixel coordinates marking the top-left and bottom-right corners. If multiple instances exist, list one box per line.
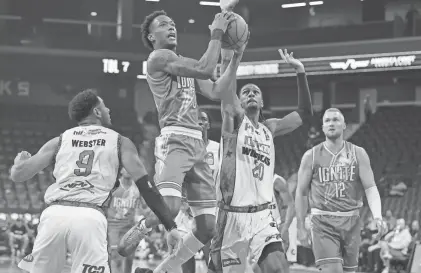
left=119, top=7, right=248, bottom=273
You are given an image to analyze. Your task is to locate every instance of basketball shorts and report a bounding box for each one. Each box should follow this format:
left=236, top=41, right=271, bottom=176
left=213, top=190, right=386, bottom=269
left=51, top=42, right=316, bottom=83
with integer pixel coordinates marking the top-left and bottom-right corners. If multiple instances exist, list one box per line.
left=19, top=205, right=110, bottom=273
left=209, top=208, right=284, bottom=273
left=154, top=132, right=216, bottom=208
left=310, top=214, right=361, bottom=272
left=108, top=225, right=134, bottom=273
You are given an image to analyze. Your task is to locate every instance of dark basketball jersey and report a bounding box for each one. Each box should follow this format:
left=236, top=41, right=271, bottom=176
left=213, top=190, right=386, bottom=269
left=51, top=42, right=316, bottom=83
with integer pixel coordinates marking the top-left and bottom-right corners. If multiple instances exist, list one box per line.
left=309, top=141, right=364, bottom=212
left=107, top=182, right=141, bottom=230
left=146, top=51, right=201, bottom=131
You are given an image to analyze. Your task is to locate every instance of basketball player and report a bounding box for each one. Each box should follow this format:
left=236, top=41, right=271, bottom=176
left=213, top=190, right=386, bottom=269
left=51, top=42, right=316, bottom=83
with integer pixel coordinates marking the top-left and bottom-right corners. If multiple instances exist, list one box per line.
left=176, top=109, right=220, bottom=273
left=108, top=168, right=141, bottom=273
left=208, top=46, right=313, bottom=273
left=125, top=10, right=247, bottom=273
left=295, top=108, right=386, bottom=273
left=10, top=89, right=180, bottom=273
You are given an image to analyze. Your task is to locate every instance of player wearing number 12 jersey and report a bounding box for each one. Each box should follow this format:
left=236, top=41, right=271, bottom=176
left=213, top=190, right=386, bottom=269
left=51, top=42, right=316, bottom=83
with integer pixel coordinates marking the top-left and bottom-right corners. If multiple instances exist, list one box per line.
left=296, top=108, right=385, bottom=273
left=208, top=48, right=313, bottom=273
left=10, top=90, right=179, bottom=273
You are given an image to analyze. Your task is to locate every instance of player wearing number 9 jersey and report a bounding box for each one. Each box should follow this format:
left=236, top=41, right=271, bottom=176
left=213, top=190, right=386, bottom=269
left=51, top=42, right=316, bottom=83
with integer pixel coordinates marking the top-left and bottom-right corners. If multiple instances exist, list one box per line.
left=296, top=108, right=385, bottom=273
left=208, top=48, right=313, bottom=273
left=10, top=90, right=180, bottom=273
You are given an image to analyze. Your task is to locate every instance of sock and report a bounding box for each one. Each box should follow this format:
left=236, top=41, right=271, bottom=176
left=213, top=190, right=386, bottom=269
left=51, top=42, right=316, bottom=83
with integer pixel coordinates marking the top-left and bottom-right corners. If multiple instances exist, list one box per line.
left=153, top=231, right=204, bottom=272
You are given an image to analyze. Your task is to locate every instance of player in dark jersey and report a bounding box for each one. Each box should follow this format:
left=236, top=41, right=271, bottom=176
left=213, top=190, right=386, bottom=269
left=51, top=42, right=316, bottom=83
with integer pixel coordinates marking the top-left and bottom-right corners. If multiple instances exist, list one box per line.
left=295, top=108, right=387, bottom=273
left=108, top=169, right=141, bottom=273
left=121, top=9, right=247, bottom=273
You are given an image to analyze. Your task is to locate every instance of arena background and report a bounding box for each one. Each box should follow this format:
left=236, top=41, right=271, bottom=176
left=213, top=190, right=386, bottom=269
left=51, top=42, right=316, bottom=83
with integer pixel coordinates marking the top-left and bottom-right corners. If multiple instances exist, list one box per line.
left=0, top=0, right=421, bottom=272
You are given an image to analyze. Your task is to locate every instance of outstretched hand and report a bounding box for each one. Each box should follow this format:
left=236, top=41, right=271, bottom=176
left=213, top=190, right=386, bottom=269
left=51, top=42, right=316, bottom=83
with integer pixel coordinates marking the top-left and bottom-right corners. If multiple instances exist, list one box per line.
left=278, top=49, right=305, bottom=72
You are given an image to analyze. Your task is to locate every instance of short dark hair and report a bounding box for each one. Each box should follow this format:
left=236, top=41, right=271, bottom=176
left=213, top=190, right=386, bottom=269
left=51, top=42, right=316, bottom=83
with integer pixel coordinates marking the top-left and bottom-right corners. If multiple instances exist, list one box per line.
left=140, top=10, right=167, bottom=50
left=68, top=89, right=100, bottom=122
left=199, top=109, right=212, bottom=128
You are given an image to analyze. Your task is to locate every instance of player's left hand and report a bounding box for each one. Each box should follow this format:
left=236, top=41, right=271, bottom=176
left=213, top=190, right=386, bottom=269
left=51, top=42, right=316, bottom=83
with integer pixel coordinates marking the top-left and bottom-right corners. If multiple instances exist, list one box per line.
left=278, top=49, right=305, bottom=72
left=14, top=151, right=31, bottom=164
left=166, top=228, right=182, bottom=255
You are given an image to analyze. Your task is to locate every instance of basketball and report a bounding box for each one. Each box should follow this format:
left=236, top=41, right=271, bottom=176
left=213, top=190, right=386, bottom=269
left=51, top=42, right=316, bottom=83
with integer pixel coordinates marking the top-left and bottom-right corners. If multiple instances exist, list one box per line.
left=221, top=13, right=249, bottom=50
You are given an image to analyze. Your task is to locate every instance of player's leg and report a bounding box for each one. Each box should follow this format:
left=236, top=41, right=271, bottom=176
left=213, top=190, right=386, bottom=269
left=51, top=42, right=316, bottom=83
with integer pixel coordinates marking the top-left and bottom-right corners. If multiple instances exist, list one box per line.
left=202, top=241, right=211, bottom=266
left=250, top=211, right=289, bottom=273
left=186, top=142, right=218, bottom=243
left=181, top=257, right=196, bottom=273
left=144, top=134, right=197, bottom=227
left=18, top=205, right=67, bottom=273
left=123, top=254, right=135, bottom=273
left=67, top=207, right=110, bottom=273
left=109, top=228, right=126, bottom=273
left=342, top=216, right=361, bottom=273
left=310, top=215, right=344, bottom=273
left=152, top=139, right=217, bottom=272
left=208, top=210, right=250, bottom=273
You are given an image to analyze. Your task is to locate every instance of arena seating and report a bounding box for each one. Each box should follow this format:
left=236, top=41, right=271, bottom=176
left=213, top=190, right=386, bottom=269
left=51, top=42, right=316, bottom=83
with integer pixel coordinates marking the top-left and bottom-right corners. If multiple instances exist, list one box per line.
left=351, top=106, right=421, bottom=222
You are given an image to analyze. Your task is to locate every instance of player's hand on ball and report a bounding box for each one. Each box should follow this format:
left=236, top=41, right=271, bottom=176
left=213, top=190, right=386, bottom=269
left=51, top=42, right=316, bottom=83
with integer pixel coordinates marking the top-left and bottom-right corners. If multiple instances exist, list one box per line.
left=210, top=11, right=236, bottom=33
left=278, top=49, right=305, bottom=72
left=14, top=151, right=31, bottom=164
left=220, top=0, right=239, bottom=11
left=166, top=228, right=182, bottom=255
left=233, top=31, right=249, bottom=55
left=374, top=218, right=387, bottom=240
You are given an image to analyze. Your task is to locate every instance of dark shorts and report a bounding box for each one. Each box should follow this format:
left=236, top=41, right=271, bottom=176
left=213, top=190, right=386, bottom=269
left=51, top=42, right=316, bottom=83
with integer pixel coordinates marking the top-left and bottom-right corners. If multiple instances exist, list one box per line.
left=154, top=133, right=216, bottom=208
left=310, top=214, right=361, bottom=272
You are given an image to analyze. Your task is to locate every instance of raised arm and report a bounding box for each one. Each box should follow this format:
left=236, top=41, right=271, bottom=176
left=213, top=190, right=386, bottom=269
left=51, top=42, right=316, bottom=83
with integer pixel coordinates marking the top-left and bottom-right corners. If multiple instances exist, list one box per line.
left=264, top=49, right=313, bottom=137
left=147, top=12, right=234, bottom=80
left=219, top=47, right=247, bottom=135
left=120, top=136, right=176, bottom=232
left=295, top=149, right=313, bottom=230
left=196, top=32, right=249, bottom=100
left=10, top=137, right=60, bottom=183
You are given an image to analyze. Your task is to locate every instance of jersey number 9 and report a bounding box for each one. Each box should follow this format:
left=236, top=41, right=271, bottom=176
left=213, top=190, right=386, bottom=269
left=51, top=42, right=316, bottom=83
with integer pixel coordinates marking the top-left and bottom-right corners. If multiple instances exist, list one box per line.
left=74, top=150, right=95, bottom=176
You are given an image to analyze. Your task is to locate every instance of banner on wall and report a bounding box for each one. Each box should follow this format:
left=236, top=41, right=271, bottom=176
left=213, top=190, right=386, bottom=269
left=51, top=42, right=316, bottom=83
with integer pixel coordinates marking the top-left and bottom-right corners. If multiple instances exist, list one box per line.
left=210, top=51, right=421, bottom=79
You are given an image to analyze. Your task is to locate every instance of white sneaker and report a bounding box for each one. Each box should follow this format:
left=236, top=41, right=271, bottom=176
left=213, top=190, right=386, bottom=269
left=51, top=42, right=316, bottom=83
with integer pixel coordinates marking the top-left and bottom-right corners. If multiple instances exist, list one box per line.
left=117, top=217, right=151, bottom=257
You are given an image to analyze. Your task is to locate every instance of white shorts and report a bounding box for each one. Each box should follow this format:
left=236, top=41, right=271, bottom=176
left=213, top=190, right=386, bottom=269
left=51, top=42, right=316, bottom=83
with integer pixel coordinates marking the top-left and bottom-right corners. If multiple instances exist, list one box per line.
left=209, top=208, right=283, bottom=273
left=19, top=205, right=110, bottom=273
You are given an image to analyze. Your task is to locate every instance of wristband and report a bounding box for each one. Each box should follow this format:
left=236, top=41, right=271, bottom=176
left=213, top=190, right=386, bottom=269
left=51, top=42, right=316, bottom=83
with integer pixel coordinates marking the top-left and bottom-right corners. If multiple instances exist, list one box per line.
left=211, top=29, right=224, bottom=41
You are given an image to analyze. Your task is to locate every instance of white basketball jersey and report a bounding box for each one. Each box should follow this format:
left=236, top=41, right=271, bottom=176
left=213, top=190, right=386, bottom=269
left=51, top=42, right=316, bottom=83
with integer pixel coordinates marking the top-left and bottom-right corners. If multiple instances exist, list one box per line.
left=205, top=140, right=220, bottom=182
left=44, top=125, right=121, bottom=206
left=218, top=115, right=275, bottom=206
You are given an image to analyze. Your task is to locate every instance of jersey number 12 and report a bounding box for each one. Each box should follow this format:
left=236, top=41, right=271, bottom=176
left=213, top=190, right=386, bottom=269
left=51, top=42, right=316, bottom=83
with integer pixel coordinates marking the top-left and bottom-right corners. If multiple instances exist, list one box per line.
left=74, top=150, right=95, bottom=176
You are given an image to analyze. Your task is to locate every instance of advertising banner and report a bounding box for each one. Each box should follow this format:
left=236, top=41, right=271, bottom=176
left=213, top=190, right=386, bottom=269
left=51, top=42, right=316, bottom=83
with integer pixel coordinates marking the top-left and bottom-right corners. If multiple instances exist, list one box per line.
left=214, top=51, right=421, bottom=79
